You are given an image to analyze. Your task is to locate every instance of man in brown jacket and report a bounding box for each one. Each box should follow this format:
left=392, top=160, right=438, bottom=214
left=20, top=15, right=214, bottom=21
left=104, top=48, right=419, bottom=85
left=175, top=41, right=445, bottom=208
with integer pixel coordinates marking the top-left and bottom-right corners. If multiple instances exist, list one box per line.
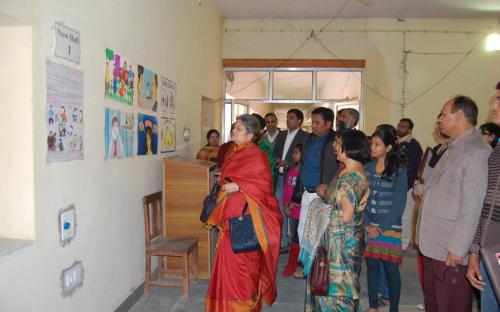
left=416, top=95, right=490, bottom=312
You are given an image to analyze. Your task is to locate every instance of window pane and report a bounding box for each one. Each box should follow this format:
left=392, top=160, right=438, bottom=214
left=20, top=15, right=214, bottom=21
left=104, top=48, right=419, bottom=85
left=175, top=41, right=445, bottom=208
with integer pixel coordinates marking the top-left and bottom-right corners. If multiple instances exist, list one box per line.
left=317, top=71, right=361, bottom=100
left=223, top=103, right=232, bottom=142
left=232, top=103, right=247, bottom=120
left=225, top=71, right=269, bottom=100
left=273, top=71, right=312, bottom=100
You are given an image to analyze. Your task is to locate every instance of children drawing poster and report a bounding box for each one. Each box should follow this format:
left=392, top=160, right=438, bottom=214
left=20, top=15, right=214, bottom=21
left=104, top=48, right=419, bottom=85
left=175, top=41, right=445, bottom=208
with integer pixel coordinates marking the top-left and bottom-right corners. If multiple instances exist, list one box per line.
left=160, top=117, right=176, bottom=153
left=137, top=113, right=158, bottom=155
left=137, top=65, right=158, bottom=111
left=46, top=61, right=84, bottom=162
left=104, top=108, right=134, bottom=159
left=160, top=76, right=176, bottom=114
left=105, top=48, right=134, bottom=105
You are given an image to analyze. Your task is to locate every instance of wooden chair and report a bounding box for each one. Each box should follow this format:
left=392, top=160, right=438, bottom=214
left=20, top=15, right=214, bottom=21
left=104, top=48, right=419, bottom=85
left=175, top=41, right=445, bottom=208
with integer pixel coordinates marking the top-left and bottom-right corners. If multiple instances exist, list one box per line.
left=142, top=191, right=198, bottom=297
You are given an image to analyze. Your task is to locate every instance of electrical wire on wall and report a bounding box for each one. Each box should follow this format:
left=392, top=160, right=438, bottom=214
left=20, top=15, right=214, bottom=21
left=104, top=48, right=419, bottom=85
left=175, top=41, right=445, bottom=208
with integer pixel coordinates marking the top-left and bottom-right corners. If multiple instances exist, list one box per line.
left=400, top=31, right=409, bottom=117
left=216, top=3, right=491, bottom=110
left=210, top=0, right=351, bottom=104
left=312, top=30, right=488, bottom=110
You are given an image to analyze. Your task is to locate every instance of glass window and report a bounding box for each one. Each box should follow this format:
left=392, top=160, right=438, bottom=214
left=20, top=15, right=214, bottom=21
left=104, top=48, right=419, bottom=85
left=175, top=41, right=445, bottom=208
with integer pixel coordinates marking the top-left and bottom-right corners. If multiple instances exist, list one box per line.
left=317, top=71, right=361, bottom=100
left=273, top=71, right=313, bottom=100
left=225, top=71, right=269, bottom=100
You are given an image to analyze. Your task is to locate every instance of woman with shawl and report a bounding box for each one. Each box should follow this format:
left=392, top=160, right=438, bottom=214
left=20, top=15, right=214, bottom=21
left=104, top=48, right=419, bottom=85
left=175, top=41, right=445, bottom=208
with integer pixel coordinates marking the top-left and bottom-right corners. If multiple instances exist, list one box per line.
left=303, top=130, right=371, bottom=311
left=205, top=114, right=282, bottom=312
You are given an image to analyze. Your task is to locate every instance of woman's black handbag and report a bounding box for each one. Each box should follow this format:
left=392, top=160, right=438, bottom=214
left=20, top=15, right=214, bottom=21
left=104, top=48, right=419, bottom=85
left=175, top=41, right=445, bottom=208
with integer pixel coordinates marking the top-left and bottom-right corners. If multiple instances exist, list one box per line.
left=229, top=203, right=261, bottom=253
left=199, top=182, right=220, bottom=223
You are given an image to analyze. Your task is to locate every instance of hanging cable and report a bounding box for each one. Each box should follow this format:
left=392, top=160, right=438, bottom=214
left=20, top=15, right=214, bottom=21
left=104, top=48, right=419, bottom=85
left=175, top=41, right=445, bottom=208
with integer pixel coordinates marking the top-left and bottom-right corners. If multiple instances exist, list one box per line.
left=313, top=32, right=488, bottom=107
left=400, top=31, right=410, bottom=115
left=209, top=0, right=350, bottom=104
left=405, top=33, right=487, bottom=105
left=313, top=35, right=401, bottom=106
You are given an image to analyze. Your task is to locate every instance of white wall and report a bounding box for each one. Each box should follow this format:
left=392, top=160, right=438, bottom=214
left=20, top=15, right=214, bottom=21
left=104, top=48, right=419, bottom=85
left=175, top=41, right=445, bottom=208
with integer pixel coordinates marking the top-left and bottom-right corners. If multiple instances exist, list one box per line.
left=224, top=18, right=500, bottom=147
left=0, top=25, right=34, bottom=239
left=0, top=0, right=222, bottom=311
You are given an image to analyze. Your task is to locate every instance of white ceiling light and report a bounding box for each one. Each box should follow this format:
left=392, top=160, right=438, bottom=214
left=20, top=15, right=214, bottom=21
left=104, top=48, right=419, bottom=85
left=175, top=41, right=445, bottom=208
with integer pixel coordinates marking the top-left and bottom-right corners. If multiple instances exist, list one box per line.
left=486, top=33, right=500, bottom=51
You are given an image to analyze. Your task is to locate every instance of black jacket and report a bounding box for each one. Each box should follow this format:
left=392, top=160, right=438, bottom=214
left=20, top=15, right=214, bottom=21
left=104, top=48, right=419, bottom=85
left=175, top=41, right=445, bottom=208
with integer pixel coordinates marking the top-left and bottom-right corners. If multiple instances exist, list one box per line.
left=273, top=128, right=309, bottom=186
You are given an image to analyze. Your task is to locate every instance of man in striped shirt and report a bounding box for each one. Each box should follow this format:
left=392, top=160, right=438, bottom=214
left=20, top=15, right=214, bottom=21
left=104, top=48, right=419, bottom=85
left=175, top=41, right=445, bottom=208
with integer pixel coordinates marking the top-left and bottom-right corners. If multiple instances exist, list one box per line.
left=467, top=81, right=500, bottom=310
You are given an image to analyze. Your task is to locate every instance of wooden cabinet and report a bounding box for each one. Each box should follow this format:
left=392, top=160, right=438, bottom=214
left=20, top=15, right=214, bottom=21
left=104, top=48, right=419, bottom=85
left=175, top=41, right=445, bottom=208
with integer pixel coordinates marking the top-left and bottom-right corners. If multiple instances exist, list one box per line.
left=163, top=156, right=217, bottom=279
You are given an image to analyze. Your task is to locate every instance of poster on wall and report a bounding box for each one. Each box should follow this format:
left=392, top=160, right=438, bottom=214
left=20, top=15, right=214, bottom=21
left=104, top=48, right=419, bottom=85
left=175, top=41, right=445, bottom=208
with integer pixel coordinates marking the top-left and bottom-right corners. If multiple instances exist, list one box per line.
left=160, top=76, right=176, bottom=114
left=137, top=65, right=158, bottom=111
left=104, top=108, right=135, bottom=159
left=160, top=117, right=176, bottom=153
left=46, top=61, right=84, bottom=162
left=105, top=48, right=134, bottom=105
left=137, top=113, right=158, bottom=156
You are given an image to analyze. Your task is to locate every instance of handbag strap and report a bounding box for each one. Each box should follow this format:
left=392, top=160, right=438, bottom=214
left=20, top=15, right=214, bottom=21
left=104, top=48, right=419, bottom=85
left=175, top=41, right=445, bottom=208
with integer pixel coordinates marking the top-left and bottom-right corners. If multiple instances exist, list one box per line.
left=240, top=202, right=249, bottom=217
left=481, top=165, right=500, bottom=247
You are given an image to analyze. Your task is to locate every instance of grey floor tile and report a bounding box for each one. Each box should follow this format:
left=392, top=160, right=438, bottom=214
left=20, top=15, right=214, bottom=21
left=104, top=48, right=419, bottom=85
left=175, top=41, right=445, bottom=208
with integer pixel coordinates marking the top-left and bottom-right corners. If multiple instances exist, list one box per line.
left=133, top=249, right=428, bottom=312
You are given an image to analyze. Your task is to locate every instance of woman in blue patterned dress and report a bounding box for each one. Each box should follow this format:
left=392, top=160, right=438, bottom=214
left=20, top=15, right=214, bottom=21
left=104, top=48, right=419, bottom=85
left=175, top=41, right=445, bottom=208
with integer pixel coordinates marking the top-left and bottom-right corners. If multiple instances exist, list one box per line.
left=305, top=130, right=371, bottom=312
left=364, top=125, right=407, bottom=312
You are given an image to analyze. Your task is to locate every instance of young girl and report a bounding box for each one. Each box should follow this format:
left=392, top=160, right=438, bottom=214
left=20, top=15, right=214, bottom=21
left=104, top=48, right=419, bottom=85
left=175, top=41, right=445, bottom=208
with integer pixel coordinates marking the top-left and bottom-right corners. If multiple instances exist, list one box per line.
left=364, top=125, right=407, bottom=312
left=281, top=143, right=303, bottom=277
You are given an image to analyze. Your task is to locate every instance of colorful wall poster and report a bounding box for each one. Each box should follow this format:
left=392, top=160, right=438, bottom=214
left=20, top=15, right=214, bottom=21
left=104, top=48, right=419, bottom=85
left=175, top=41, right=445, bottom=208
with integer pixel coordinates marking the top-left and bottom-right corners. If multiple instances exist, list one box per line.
left=104, top=108, right=135, bottom=159
left=137, top=113, right=158, bottom=155
left=160, top=117, right=176, bottom=153
left=160, top=76, right=176, bottom=114
left=105, top=48, right=134, bottom=105
left=46, top=61, right=84, bottom=162
left=137, top=65, right=158, bottom=111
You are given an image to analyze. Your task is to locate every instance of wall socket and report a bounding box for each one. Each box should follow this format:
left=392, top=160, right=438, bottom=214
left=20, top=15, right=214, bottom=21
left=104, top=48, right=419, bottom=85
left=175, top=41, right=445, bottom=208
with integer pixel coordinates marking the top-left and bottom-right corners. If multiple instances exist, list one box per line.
left=61, top=261, right=84, bottom=297
left=59, top=204, right=76, bottom=246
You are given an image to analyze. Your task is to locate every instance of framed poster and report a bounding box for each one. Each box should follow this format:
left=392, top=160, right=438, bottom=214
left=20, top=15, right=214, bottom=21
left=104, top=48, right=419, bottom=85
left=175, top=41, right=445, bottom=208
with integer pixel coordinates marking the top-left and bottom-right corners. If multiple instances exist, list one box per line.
left=104, top=108, right=134, bottom=159
left=46, top=61, right=84, bottom=162
left=160, top=116, right=176, bottom=153
left=105, top=48, right=134, bottom=105
left=137, top=113, right=158, bottom=155
left=137, top=65, right=158, bottom=111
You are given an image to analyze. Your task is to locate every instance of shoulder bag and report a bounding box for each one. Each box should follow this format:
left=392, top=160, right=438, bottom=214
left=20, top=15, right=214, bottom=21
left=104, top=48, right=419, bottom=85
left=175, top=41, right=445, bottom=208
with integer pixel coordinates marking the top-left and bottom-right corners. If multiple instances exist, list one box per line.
left=199, top=182, right=220, bottom=223
left=310, top=234, right=329, bottom=296
left=229, top=202, right=261, bottom=253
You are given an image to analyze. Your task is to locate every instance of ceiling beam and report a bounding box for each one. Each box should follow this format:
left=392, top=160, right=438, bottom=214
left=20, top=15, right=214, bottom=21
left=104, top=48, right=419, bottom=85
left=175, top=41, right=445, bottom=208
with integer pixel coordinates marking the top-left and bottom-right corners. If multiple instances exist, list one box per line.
left=223, top=59, right=365, bottom=68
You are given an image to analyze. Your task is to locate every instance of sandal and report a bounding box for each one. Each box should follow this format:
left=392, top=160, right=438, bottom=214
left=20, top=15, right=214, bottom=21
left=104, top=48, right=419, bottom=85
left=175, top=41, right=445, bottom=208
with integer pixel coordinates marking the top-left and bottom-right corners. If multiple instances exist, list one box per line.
left=378, top=297, right=390, bottom=307
left=292, top=269, right=306, bottom=279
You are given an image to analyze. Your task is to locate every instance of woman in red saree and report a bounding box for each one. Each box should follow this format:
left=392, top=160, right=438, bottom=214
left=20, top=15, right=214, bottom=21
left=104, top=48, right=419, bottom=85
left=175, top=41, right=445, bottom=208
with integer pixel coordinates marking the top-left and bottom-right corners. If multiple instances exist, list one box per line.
left=205, top=114, right=282, bottom=312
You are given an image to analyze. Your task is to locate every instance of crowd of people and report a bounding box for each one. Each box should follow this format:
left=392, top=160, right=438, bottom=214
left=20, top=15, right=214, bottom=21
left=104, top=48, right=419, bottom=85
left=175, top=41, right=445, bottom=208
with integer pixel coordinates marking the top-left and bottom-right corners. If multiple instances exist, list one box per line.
left=201, top=81, right=500, bottom=312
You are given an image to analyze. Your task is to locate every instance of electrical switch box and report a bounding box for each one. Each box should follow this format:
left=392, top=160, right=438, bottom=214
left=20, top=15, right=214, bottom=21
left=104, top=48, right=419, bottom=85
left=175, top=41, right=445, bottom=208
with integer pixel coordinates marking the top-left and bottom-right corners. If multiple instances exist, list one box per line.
left=61, top=261, right=84, bottom=297
left=59, top=204, right=76, bottom=246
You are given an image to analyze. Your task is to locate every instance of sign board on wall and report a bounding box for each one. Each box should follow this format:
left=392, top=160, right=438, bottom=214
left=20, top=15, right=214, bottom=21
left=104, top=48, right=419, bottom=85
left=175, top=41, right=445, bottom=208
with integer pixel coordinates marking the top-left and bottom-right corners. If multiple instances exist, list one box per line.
left=54, top=22, right=81, bottom=63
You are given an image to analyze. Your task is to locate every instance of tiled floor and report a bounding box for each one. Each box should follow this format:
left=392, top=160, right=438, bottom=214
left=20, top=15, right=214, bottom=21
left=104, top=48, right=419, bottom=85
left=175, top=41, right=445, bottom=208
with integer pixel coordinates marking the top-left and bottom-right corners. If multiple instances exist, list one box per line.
left=129, top=248, right=473, bottom=311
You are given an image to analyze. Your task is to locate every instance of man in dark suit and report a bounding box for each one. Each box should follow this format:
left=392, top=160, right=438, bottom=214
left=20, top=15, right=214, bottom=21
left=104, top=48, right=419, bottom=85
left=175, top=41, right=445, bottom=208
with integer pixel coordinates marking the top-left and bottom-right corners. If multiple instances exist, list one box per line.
left=273, top=108, right=309, bottom=252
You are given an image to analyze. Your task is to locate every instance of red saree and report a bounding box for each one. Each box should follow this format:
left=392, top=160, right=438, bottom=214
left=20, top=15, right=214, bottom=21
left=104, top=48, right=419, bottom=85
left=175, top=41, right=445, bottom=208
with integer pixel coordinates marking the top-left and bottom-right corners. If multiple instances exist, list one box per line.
left=205, top=142, right=282, bottom=312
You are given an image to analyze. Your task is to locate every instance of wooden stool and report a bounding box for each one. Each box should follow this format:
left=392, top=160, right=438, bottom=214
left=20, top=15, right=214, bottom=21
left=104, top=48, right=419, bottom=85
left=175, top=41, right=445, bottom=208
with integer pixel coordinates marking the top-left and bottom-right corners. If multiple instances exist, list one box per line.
left=143, top=192, right=198, bottom=297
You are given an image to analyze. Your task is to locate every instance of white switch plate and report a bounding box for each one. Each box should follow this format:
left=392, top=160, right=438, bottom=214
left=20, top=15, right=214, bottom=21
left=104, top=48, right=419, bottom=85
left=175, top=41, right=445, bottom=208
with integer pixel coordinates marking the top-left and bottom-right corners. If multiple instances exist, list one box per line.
left=59, top=204, right=76, bottom=246
left=61, top=261, right=84, bottom=297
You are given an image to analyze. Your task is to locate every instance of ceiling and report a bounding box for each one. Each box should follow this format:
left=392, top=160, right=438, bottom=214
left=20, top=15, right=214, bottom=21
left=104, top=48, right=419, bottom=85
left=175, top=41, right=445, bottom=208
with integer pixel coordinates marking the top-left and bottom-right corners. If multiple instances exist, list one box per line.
left=213, top=0, right=500, bottom=19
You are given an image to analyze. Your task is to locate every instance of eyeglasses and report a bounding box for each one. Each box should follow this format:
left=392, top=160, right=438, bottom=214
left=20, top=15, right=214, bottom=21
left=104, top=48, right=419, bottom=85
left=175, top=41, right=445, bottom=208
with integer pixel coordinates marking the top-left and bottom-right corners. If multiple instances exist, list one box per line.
left=495, top=96, right=500, bottom=103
